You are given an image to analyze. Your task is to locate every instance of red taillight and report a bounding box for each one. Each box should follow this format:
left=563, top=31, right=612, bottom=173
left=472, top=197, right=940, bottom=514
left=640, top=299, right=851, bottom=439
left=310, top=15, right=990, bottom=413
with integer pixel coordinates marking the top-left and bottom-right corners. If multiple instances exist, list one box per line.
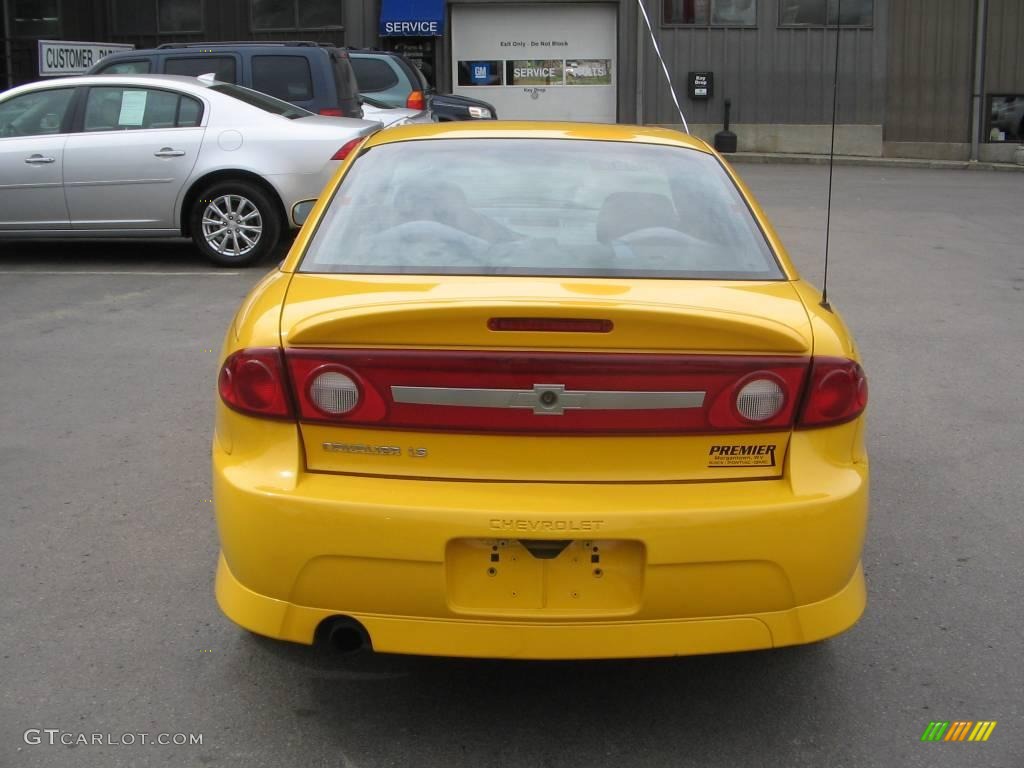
left=319, top=107, right=344, bottom=117
left=331, top=137, right=363, bottom=161
left=218, top=348, right=292, bottom=419
left=488, top=317, right=613, bottom=333
left=797, top=357, right=868, bottom=428
left=284, top=349, right=810, bottom=434
left=405, top=90, right=426, bottom=110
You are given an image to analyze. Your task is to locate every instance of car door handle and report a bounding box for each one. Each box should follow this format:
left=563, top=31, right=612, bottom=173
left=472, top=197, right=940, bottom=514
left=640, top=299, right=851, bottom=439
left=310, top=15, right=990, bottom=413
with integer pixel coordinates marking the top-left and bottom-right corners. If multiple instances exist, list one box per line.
left=24, top=154, right=55, bottom=164
left=154, top=148, right=186, bottom=158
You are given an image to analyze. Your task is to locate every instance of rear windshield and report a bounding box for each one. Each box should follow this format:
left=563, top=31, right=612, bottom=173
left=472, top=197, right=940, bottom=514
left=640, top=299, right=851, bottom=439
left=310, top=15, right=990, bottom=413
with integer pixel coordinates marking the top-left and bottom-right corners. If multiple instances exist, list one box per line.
left=208, top=83, right=310, bottom=119
left=299, top=139, right=783, bottom=280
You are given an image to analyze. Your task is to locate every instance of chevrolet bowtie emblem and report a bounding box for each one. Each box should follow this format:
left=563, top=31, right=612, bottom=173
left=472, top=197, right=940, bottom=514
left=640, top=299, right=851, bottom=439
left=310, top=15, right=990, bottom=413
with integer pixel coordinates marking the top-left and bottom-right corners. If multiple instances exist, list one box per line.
left=390, top=384, right=706, bottom=415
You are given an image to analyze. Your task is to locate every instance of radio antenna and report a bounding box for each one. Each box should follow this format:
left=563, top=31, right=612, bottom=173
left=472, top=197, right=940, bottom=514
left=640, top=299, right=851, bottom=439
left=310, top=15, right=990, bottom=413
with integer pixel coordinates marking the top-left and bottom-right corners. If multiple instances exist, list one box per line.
left=635, top=0, right=689, bottom=133
left=821, top=0, right=843, bottom=311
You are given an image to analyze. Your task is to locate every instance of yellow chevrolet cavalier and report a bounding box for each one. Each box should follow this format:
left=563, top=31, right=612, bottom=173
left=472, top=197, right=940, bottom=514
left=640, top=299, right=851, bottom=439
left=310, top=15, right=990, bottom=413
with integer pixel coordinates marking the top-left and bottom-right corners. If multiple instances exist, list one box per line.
left=213, top=122, right=869, bottom=659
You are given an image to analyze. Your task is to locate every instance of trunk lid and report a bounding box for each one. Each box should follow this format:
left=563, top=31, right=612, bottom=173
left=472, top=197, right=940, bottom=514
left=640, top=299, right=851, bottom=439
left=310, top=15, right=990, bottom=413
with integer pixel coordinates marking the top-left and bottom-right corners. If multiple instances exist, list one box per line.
left=280, top=274, right=812, bottom=482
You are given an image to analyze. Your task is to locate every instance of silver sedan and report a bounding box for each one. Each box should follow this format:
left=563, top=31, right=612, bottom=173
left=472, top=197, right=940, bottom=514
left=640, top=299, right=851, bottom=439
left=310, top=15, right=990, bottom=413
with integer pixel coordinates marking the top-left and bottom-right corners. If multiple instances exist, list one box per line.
left=0, top=74, right=380, bottom=265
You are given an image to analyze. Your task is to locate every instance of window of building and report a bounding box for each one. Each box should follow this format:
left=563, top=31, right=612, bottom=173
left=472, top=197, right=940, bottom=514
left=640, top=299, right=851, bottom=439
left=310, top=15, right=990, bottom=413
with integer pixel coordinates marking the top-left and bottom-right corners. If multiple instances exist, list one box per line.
left=252, top=56, right=314, bottom=101
left=12, top=0, right=60, bottom=36
left=252, top=0, right=292, bottom=29
left=251, top=0, right=342, bottom=30
left=987, top=95, right=1024, bottom=143
left=779, top=0, right=873, bottom=27
left=298, top=0, right=340, bottom=28
left=663, top=0, right=757, bottom=27
left=158, top=0, right=203, bottom=32
left=457, top=60, right=502, bottom=87
left=109, top=1, right=141, bottom=35
left=165, top=56, right=238, bottom=83
left=506, top=60, right=563, bottom=87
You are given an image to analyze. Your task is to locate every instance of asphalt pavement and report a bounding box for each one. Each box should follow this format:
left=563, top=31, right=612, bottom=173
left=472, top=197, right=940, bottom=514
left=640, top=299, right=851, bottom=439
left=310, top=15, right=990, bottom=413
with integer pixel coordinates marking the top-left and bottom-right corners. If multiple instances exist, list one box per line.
left=0, top=164, right=1021, bottom=767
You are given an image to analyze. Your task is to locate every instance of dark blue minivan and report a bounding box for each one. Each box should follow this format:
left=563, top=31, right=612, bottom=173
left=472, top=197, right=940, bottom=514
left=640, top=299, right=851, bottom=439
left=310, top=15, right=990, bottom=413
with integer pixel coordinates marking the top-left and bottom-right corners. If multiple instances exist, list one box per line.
left=88, top=41, right=364, bottom=118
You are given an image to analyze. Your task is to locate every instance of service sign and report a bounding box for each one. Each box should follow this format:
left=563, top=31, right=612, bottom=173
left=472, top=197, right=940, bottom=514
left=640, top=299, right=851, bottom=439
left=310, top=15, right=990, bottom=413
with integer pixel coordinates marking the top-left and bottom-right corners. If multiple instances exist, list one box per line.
left=381, top=20, right=440, bottom=35
left=378, top=0, right=445, bottom=37
left=506, top=60, right=563, bottom=86
left=38, top=40, right=135, bottom=76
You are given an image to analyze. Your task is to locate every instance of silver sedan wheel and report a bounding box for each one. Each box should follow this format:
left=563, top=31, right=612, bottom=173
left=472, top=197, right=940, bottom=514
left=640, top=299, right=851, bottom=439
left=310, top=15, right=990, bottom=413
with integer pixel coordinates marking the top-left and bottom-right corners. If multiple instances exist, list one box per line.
left=201, top=195, right=263, bottom=257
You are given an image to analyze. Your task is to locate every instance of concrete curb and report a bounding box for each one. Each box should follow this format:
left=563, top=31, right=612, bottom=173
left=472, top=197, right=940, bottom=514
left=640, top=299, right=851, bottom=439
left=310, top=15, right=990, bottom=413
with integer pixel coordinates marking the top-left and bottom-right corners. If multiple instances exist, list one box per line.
left=721, top=152, right=1024, bottom=172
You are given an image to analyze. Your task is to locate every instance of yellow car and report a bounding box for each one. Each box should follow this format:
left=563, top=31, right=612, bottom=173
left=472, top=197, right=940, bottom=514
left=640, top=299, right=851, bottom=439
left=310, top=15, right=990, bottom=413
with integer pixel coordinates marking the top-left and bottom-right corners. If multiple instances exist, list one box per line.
left=213, top=122, right=869, bottom=659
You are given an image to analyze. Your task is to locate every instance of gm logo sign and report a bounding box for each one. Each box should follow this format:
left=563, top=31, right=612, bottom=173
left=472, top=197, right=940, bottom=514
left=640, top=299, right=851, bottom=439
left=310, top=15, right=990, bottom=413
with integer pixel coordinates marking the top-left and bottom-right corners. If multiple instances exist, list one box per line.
left=921, top=721, right=997, bottom=742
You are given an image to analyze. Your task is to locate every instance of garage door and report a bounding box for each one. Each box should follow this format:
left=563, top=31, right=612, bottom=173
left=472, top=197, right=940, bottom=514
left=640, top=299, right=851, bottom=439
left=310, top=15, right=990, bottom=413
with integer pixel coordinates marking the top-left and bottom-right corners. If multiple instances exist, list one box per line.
left=451, top=3, right=617, bottom=122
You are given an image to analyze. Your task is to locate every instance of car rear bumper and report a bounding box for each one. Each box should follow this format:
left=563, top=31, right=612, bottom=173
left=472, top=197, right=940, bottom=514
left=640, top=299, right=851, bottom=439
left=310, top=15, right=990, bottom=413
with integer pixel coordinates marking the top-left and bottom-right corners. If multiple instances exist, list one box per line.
left=212, top=418, right=869, bottom=659
left=216, top=553, right=865, bottom=659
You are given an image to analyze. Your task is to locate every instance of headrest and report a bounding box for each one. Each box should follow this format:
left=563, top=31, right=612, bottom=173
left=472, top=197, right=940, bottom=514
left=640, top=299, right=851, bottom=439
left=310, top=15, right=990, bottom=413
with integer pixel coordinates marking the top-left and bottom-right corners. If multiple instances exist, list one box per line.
left=596, top=192, right=679, bottom=242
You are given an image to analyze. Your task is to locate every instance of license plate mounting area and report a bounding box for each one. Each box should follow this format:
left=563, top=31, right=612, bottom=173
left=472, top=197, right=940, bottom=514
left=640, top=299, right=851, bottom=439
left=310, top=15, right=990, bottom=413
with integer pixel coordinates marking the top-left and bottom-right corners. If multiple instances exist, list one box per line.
left=446, top=538, right=644, bottom=616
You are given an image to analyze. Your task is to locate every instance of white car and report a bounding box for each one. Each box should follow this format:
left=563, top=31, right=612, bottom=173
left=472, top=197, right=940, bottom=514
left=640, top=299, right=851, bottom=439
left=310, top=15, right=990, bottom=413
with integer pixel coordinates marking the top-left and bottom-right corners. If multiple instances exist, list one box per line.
left=0, top=74, right=380, bottom=265
left=359, top=95, right=433, bottom=128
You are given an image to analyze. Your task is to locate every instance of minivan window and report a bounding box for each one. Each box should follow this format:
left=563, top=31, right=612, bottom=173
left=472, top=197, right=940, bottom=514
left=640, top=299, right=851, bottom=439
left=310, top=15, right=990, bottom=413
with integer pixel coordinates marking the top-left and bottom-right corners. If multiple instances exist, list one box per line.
left=351, top=58, right=399, bottom=92
left=396, top=56, right=430, bottom=92
left=165, top=56, right=237, bottom=83
left=208, top=83, right=311, bottom=119
left=98, top=60, right=152, bottom=75
left=252, top=55, right=313, bottom=101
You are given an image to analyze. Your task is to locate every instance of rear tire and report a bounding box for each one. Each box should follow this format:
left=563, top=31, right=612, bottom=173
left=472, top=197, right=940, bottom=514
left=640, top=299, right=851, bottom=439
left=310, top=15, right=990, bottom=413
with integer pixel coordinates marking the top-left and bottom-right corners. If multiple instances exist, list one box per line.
left=189, top=180, right=282, bottom=267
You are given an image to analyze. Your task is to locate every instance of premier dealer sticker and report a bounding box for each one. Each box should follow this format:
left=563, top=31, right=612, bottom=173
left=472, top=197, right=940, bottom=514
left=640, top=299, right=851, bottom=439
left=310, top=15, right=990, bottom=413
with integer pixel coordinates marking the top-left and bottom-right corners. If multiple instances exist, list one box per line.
left=707, top=444, right=778, bottom=468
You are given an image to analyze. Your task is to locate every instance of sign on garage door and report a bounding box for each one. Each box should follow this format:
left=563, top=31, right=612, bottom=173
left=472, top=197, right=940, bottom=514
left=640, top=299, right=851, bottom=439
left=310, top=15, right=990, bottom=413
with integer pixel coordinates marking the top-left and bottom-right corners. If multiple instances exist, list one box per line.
left=451, top=3, right=617, bottom=123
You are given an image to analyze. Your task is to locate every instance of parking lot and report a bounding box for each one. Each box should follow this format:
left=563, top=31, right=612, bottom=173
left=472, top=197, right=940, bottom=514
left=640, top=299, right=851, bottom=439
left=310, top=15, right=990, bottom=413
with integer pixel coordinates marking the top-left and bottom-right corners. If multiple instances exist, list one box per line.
left=1, top=164, right=1021, bottom=767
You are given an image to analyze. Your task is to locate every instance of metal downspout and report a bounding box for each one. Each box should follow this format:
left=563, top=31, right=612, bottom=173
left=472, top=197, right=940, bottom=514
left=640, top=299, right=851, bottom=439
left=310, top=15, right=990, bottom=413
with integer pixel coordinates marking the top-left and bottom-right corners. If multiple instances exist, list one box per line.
left=634, top=2, right=643, bottom=124
left=970, top=0, right=988, bottom=162
left=2, top=0, right=14, bottom=89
